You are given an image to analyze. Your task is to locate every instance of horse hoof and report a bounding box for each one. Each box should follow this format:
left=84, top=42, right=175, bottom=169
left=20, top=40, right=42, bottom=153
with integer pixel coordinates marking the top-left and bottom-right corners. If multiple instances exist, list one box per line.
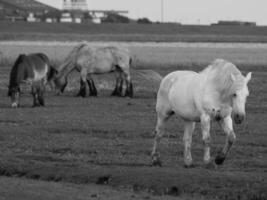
left=78, top=93, right=86, bottom=98
left=205, top=162, right=217, bottom=170
left=125, top=92, right=133, bottom=98
left=11, top=103, right=18, bottom=108
left=111, top=91, right=121, bottom=97
left=152, top=159, right=162, bottom=167
left=39, top=100, right=45, bottom=106
left=215, top=154, right=226, bottom=165
left=111, top=92, right=118, bottom=96
left=184, top=163, right=195, bottom=168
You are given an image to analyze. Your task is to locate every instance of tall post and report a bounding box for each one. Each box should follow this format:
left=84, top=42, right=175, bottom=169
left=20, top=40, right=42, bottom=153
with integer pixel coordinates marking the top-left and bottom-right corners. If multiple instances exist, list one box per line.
left=161, top=0, right=164, bottom=23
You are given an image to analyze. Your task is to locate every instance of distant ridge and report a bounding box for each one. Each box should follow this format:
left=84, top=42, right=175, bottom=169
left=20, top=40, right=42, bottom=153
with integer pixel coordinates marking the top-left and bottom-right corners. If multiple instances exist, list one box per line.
left=0, top=0, right=58, bottom=12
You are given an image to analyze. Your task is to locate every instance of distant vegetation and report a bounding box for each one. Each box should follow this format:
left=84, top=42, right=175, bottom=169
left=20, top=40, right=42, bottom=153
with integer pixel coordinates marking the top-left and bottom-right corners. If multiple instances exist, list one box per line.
left=137, top=18, right=152, bottom=24
left=101, top=12, right=130, bottom=23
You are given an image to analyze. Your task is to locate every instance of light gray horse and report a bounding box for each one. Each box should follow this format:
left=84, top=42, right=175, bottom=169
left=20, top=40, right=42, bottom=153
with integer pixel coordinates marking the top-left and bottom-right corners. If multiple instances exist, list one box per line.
left=54, top=43, right=133, bottom=97
left=152, top=59, right=252, bottom=167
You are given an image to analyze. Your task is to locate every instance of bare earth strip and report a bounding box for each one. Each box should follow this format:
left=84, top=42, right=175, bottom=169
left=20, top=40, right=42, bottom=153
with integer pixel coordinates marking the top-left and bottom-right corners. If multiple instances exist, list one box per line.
left=0, top=177, right=195, bottom=200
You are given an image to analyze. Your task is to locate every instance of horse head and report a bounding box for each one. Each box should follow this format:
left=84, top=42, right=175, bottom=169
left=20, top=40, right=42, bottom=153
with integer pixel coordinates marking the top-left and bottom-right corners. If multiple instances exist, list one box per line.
left=46, top=65, right=59, bottom=90
left=54, top=76, right=68, bottom=94
left=8, top=85, right=20, bottom=108
left=230, top=72, right=252, bottom=124
left=8, top=54, right=27, bottom=108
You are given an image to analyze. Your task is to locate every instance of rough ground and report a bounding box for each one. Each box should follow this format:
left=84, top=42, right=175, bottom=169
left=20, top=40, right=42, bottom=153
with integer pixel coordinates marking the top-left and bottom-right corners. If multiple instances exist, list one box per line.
left=0, top=65, right=266, bottom=200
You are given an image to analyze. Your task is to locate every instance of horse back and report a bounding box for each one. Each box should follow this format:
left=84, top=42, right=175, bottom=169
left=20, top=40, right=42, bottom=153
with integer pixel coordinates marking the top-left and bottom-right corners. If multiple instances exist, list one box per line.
left=27, top=53, right=50, bottom=72
left=158, top=71, right=198, bottom=97
left=157, top=71, right=201, bottom=120
left=94, top=46, right=131, bottom=70
left=19, top=53, right=51, bottom=82
left=109, top=47, right=131, bottom=69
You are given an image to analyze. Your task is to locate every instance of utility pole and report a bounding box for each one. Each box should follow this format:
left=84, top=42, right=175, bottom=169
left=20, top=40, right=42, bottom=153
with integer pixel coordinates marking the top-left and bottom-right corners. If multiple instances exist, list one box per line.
left=161, top=0, right=164, bottom=22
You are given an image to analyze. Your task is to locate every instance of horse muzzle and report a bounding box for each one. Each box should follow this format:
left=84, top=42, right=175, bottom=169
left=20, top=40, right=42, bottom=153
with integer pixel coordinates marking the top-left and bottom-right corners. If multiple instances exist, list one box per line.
left=11, top=102, right=18, bottom=108
left=233, top=114, right=245, bottom=124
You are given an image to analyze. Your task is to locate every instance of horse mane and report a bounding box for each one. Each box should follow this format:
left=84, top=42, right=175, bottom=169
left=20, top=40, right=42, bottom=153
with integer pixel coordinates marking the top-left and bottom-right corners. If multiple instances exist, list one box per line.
left=201, top=59, right=246, bottom=101
left=59, top=43, right=87, bottom=69
left=47, top=65, right=58, bottom=82
left=9, top=54, right=26, bottom=87
left=56, top=43, right=89, bottom=79
left=34, top=53, right=49, bottom=63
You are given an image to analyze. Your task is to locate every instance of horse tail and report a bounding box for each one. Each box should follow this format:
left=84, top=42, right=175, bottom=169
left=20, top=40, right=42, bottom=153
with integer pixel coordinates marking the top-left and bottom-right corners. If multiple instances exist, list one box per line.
left=129, top=57, right=132, bottom=67
left=129, top=56, right=138, bottom=70
left=47, top=65, right=58, bottom=82
left=9, top=54, right=26, bottom=85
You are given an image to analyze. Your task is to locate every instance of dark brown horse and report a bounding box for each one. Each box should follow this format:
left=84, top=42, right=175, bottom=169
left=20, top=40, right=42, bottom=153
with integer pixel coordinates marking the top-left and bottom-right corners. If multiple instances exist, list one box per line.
left=53, top=43, right=133, bottom=97
left=8, top=53, right=56, bottom=108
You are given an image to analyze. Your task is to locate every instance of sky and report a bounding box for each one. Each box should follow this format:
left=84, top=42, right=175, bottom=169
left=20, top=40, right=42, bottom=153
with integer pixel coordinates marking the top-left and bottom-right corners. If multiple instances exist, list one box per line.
left=37, top=0, right=267, bottom=25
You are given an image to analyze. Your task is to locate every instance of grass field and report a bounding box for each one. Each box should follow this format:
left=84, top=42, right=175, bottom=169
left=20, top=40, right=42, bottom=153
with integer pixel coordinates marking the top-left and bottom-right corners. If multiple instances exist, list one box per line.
left=0, top=40, right=266, bottom=199
left=1, top=22, right=267, bottom=43
left=0, top=69, right=266, bottom=200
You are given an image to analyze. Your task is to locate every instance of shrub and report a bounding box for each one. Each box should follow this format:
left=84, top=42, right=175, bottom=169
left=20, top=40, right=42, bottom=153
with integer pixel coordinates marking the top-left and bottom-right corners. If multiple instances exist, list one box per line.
left=137, top=18, right=152, bottom=24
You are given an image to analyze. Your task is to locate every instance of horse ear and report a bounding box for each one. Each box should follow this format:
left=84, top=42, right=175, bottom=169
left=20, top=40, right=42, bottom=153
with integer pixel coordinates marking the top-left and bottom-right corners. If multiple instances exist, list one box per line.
left=245, top=72, right=252, bottom=83
left=230, top=73, right=236, bottom=82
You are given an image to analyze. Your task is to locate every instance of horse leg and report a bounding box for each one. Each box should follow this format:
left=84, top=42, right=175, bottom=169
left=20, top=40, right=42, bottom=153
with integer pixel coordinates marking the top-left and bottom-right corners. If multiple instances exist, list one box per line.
left=111, top=72, right=122, bottom=96
left=151, top=110, right=173, bottom=166
left=118, top=79, right=123, bottom=96
left=37, top=83, right=45, bottom=106
left=76, top=78, right=86, bottom=97
left=76, top=69, right=87, bottom=97
left=124, top=72, right=133, bottom=98
left=31, top=85, right=39, bottom=107
left=90, top=79, right=97, bottom=96
left=200, top=114, right=212, bottom=165
left=86, top=77, right=93, bottom=96
left=86, top=75, right=97, bottom=96
left=215, top=116, right=236, bottom=165
left=183, top=122, right=195, bottom=167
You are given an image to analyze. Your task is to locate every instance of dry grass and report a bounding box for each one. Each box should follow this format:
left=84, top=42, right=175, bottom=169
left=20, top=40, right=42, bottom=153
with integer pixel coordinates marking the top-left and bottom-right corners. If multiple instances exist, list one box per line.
left=1, top=41, right=267, bottom=72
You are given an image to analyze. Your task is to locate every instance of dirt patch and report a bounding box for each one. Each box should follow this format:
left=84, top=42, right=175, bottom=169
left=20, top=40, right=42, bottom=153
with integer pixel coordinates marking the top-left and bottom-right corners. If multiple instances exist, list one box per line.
left=0, top=176, right=189, bottom=200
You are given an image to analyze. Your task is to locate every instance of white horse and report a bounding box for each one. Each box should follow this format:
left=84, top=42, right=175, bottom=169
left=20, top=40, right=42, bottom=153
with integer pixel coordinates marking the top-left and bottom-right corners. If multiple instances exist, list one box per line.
left=151, top=59, right=252, bottom=167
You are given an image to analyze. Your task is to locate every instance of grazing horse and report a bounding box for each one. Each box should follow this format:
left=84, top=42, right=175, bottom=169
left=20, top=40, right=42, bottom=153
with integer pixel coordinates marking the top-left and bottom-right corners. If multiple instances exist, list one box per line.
left=151, top=59, right=252, bottom=167
left=54, top=43, right=133, bottom=97
left=8, top=53, right=55, bottom=108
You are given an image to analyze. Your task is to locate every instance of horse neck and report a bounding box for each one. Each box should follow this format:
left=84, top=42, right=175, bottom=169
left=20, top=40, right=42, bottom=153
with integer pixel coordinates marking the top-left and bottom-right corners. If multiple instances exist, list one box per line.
left=9, top=63, right=26, bottom=88
left=57, top=60, right=76, bottom=80
left=201, top=72, right=231, bottom=105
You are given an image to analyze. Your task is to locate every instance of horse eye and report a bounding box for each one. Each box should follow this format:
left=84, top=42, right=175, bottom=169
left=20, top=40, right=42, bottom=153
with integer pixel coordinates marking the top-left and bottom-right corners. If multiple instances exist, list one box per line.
left=233, top=93, right=237, bottom=97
